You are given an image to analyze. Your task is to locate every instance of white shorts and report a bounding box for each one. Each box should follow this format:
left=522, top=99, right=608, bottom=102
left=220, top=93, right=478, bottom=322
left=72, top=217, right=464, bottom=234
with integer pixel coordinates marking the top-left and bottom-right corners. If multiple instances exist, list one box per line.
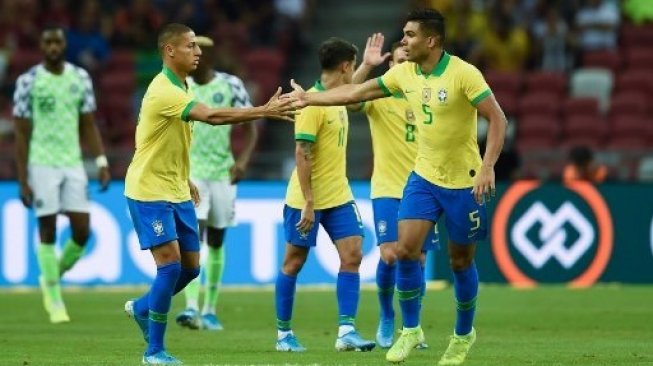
left=194, top=179, right=237, bottom=229
left=28, top=165, right=89, bottom=217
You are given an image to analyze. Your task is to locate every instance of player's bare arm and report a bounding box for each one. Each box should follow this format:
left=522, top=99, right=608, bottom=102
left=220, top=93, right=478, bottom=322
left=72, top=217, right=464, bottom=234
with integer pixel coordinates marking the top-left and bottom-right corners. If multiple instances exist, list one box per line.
left=286, top=77, right=386, bottom=109
left=472, top=95, right=507, bottom=204
left=189, top=87, right=296, bottom=125
left=13, top=117, right=32, bottom=207
left=295, top=140, right=314, bottom=233
left=188, top=179, right=200, bottom=207
left=230, top=122, right=258, bottom=184
left=79, top=113, right=111, bottom=191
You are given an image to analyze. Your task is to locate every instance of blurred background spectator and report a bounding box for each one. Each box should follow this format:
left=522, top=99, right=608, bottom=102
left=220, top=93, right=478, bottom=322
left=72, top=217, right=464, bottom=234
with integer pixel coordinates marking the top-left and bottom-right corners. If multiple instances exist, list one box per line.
left=0, top=0, right=652, bottom=184
left=563, top=145, right=608, bottom=183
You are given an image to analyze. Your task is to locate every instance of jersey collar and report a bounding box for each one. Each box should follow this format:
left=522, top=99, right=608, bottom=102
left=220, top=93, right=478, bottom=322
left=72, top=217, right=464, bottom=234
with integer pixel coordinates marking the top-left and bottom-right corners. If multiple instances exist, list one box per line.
left=163, top=66, right=187, bottom=91
left=314, top=80, right=326, bottom=91
left=415, top=51, right=450, bottom=78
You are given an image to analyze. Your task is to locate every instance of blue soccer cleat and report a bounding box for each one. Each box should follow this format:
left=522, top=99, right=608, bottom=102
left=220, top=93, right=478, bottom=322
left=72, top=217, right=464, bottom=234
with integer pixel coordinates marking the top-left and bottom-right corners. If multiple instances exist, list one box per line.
left=376, top=318, right=394, bottom=349
left=201, top=313, right=224, bottom=331
left=125, top=300, right=149, bottom=342
left=175, top=308, right=200, bottom=330
left=335, top=330, right=376, bottom=352
left=276, top=333, right=307, bottom=352
left=142, top=350, right=183, bottom=365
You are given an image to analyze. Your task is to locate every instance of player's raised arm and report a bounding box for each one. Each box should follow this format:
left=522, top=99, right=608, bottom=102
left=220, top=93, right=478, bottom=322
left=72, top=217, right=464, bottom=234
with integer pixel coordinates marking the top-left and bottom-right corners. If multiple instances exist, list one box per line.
left=189, top=87, right=296, bottom=125
left=351, top=33, right=391, bottom=84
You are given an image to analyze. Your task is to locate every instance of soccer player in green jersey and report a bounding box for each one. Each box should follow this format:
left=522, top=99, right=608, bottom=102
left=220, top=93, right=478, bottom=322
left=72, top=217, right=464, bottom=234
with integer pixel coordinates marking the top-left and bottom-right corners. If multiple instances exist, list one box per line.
left=175, top=36, right=259, bottom=331
left=284, top=9, right=507, bottom=365
left=13, top=25, right=111, bottom=324
left=123, top=23, right=295, bottom=365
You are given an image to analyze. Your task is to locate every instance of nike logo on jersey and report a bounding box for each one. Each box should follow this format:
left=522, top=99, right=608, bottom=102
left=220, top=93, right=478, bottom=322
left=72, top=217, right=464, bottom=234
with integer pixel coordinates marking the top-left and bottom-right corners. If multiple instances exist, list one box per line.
left=404, top=89, right=415, bottom=94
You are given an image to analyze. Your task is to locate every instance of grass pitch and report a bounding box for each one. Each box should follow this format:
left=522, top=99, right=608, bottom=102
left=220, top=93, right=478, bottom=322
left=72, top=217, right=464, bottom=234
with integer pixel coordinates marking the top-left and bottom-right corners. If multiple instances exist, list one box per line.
left=1, top=285, right=652, bottom=366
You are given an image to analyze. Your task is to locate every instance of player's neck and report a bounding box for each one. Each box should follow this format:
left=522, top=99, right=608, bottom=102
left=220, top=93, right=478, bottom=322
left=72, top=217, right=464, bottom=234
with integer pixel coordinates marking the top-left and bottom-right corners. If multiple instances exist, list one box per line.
left=192, top=68, right=214, bottom=85
left=43, top=60, right=65, bottom=75
left=164, top=63, right=189, bottom=87
left=319, top=72, right=346, bottom=90
left=418, top=48, right=444, bottom=75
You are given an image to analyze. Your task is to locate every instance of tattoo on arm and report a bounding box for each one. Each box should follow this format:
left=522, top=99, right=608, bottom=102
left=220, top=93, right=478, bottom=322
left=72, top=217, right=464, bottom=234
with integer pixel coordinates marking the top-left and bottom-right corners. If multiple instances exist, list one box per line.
left=298, top=140, right=313, bottom=160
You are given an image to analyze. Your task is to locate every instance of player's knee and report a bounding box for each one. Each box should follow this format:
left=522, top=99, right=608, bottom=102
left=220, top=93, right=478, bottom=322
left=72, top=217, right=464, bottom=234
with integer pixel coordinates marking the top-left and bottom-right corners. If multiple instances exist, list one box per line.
left=282, top=256, right=306, bottom=275
left=395, top=243, right=420, bottom=261
left=449, top=255, right=473, bottom=271
left=341, top=250, right=362, bottom=269
left=39, top=227, right=56, bottom=243
left=72, top=230, right=90, bottom=246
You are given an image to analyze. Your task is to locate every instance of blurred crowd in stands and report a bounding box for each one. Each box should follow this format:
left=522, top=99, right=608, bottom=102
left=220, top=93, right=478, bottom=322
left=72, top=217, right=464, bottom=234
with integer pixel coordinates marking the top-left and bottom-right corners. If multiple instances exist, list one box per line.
left=0, top=0, right=652, bottom=182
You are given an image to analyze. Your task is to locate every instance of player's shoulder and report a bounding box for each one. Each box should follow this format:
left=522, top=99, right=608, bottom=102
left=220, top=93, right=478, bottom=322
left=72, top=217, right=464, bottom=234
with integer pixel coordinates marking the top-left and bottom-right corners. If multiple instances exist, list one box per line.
left=448, top=54, right=482, bottom=75
left=214, top=70, right=245, bottom=86
left=66, top=62, right=92, bottom=81
left=15, top=64, right=41, bottom=86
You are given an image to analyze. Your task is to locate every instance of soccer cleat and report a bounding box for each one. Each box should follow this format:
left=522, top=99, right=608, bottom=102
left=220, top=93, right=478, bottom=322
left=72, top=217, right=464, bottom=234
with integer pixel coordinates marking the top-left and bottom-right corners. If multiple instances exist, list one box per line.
left=48, top=304, right=70, bottom=324
left=376, top=318, right=394, bottom=348
left=142, top=350, right=183, bottom=365
left=125, top=300, right=149, bottom=342
left=200, top=313, right=224, bottom=331
left=415, top=341, right=429, bottom=350
left=175, top=308, right=200, bottom=330
left=275, top=333, right=307, bottom=352
left=437, top=327, right=477, bottom=365
left=335, top=330, right=376, bottom=352
left=385, top=326, right=425, bottom=363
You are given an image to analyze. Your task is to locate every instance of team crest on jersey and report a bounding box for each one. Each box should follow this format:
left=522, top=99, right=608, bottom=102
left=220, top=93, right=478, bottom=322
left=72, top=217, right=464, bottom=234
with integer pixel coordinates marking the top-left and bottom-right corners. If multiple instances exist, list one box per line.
left=152, top=220, right=165, bottom=237
left=422, top=88, right=432, bottom=103
left=438, top=88, right=448, bottom=103
left=212, top=93, right=224, bottom=104
left=339, top=110, right=346, bottom=122
left=405, top=109, right=416, bottom=122
left=378, top=220, right=387, bottom=236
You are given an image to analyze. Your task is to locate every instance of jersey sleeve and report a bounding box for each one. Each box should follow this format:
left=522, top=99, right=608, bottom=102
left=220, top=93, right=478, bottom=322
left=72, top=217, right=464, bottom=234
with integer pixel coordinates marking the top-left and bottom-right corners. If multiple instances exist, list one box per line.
left=294, top=106, right=322, bottom=142
left=78, top=68, right=97, bottom=114
left=12, top=72, right=35, bottom=119
left=377, top=62, right=406, bottom=97
left=156, top=84, right=197, bottom=122
left=462, top=64, right=492, bottom=107
left=227, top=75, right=253, bottom=108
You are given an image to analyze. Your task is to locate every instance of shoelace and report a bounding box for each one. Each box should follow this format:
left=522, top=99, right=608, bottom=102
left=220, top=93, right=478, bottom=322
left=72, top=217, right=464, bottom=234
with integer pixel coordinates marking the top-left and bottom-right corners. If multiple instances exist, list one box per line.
left=442, top=336, right=469, bottom=357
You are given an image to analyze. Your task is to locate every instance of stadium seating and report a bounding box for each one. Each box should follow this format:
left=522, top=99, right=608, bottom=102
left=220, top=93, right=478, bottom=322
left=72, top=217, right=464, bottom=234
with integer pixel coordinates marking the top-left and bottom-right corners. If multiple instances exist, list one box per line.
left=570, top=68, right=614, bottom=113
left=582, top=51, right=621, bottom=73
left=609, top=92, right=648, bottom=119
left=524, top=71, right=567, bottom=95
left=518, top=92, right=561, bottom=118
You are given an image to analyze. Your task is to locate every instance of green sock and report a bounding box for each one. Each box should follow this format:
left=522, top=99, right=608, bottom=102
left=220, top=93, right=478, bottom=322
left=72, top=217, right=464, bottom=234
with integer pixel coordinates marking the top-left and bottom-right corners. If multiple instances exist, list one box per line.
left=59, top=239, right=85, bottom=276
left=184, top=275, right=201, bottom=311
left=37, top=244, right=63, bottom=305
left=202, top=246, right=224, bottom=314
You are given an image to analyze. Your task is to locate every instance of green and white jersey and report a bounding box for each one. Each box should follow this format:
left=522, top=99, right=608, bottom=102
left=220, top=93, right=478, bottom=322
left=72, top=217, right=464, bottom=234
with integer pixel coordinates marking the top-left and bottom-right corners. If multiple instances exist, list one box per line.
left=188, top=71, right=253, bottom=181
left=12, top=62, right=96, bottom=167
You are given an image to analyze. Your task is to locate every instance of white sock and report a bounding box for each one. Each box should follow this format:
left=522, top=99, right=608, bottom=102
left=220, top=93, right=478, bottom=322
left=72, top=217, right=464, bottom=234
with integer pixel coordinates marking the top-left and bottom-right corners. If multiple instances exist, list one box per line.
left=186, top=299, right=199, bottom=311
left=277, top=329, right=293, bottom=340
left=338, top=324, right=355, bottom=337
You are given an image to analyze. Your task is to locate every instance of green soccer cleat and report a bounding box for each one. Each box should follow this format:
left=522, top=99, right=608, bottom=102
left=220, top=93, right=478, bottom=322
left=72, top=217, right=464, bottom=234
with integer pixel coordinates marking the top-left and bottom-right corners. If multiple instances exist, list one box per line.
left=437, top=327, right=477, bottom=365
left=385, top=326, right=425, bottom=363
left=48, top=303, right=70, bottom=324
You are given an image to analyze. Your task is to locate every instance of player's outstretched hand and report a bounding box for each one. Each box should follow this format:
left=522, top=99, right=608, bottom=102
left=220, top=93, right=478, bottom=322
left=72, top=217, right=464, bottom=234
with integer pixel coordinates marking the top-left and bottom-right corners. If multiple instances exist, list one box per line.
left=99, top=166, right=111, bottom=192
left=280, top=79, right=308, bottom=109
left=19, top=183, right=33, bottom=208
left=472, top=165, right=496, bottom=205
left=363, top=33, right=391, bottom=67
left=263, top=87, right=297, bottom=122
left=189, top=180, right=201, bottom=207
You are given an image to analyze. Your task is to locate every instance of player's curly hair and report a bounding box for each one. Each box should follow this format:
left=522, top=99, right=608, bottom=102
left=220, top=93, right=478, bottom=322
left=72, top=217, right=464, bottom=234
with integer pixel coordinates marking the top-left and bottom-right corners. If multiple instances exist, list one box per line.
left=406, top=8, right=446, bottom=41
left=318, top=37, right=358, bottom=71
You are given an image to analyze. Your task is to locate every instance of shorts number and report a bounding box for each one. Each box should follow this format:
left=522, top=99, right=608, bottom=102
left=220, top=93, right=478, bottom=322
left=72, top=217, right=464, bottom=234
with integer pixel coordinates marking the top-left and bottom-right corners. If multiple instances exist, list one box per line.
left=422, top=104, right=433, bottom=125
left=469, top=210, right=480, bottom=230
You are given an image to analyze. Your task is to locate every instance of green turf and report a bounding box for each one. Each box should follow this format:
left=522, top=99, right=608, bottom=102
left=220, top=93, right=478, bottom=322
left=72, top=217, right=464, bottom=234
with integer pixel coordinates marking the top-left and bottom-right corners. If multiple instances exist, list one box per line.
left=1, top=285, right=652, bottom=365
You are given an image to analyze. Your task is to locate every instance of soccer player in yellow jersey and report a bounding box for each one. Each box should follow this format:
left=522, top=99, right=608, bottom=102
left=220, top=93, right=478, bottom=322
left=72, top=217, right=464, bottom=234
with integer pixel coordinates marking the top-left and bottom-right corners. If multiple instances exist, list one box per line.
left=122, top=23, right=295, bottom=365
left=274, top=38, right=375, bottom=353
left=351, top=35, right=439, bottom=349
left=285, top=9, right=507, bottom=365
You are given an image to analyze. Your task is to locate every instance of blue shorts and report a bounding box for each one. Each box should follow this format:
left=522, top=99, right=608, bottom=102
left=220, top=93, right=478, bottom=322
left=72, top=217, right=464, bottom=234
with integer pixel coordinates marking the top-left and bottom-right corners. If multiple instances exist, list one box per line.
left=398, top=172, right=487, bottom=245
left=127, top=198, right=200, bottom=251
left=283, top=201, right=364, bottom=247
left=373, top=197, right=439, bottom=251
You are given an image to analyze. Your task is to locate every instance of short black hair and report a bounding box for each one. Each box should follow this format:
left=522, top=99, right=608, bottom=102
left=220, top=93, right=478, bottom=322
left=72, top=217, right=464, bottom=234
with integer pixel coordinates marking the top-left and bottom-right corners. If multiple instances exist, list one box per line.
left=41, top=24, right=65, bottom=36
left=318, top=37, right=358, bottom=71
left=158, top=23, right=193, bottom=50
left=406, top=8, right=446, bottom=41
left=569, top=145, right=593, bottom=166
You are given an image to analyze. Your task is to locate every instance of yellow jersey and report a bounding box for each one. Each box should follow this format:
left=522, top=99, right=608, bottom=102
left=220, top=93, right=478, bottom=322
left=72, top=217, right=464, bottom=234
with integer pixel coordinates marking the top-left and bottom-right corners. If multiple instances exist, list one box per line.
left=285, top=81, right=353, bottom=210
left=363, top=95, right=418, bottom=199
left=125, top=67, right=197, bottom=202
left=377, top=52, right=492, bottom=189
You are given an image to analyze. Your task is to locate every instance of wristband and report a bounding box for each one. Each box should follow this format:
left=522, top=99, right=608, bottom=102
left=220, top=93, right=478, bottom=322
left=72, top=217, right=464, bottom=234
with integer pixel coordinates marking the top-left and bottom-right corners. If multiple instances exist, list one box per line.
left=95, top=155, right=109, bottom=169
